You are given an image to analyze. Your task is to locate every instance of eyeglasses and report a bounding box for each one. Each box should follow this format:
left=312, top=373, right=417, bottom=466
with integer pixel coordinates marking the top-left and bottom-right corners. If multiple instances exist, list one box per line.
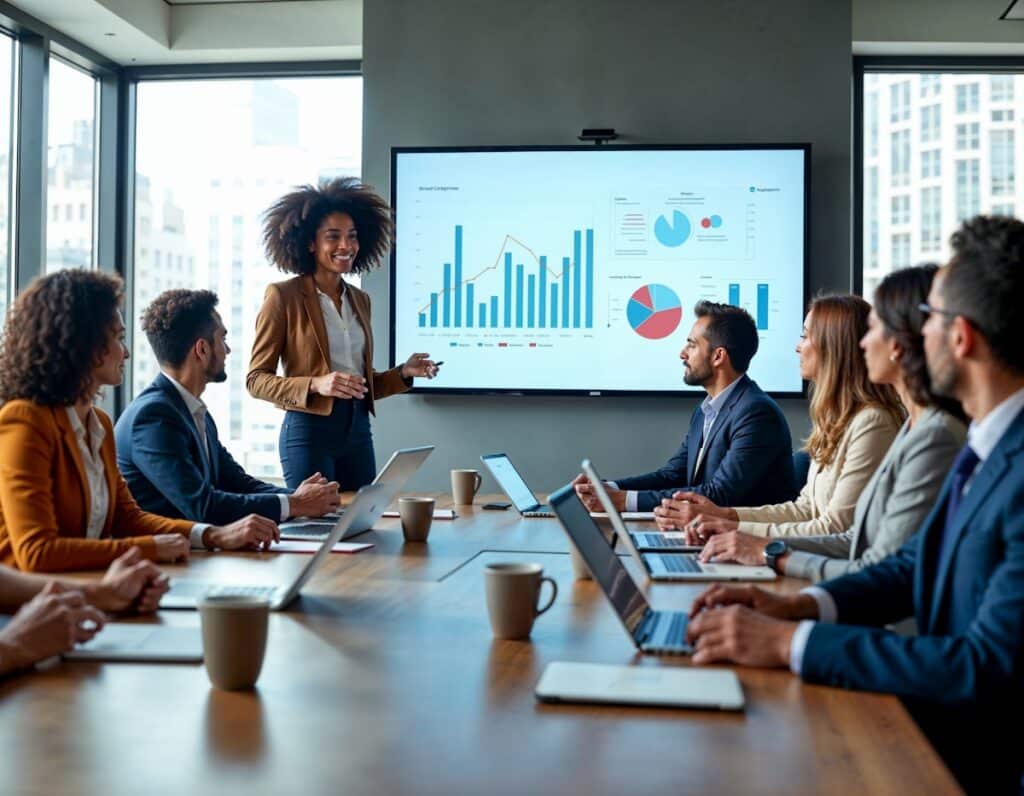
left=917, top=302, right=981, bottom=331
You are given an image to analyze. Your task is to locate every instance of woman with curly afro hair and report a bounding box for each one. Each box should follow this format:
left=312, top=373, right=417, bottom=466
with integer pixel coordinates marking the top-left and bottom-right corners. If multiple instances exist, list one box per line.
left=248, top=178, right=439, bottom=489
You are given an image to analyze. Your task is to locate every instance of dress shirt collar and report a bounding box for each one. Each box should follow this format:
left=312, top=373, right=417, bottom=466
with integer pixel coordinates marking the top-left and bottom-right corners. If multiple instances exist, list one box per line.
left=64, top=405, right=105, bottom=458
left=700, top=374, right=743, bottom=420
left=966, top=386, right=1024, bottom=463
left=162, top=371, right=207, bottom=418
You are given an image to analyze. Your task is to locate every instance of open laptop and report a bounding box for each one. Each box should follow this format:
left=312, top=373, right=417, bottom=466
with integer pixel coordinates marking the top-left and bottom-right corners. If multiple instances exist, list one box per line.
left=161, top=483, right=388, bottom=611
left=282, top=445, right=434, bottom=539
left=535, top=661, right=744, bottom=711
left=582, top=460, right=776, bottom=582
left=582, top=460, right=699, bottom=553
left=480, top=453, right=554, bottom=517
left=548, top=483, right=691, bottom=655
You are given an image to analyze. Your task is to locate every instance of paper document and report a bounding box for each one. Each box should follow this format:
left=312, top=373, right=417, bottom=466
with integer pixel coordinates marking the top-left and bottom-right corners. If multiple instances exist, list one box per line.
left=271, top=540, right=374, bottom=554
left=589, top=511, right=656, bottom=521
left=380, top=509, right=457, bottom=520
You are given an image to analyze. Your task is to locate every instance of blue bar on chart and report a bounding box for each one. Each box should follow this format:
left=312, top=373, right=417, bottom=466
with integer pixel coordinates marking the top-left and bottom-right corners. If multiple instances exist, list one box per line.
left=538, top=256, right=547, bottom=327
left=527, top=275, right=536, bottom=327
left=729, top=283, right=740, bottom=307
left=515, top=264, right=524, bottom=328
left=479, top=302, right=486, bottom=327
left=466, top=283, right=474, bottom=328
left=757, top=283, right=769, bottom=330
left=561, top=257, right=569, bottom=329
left=503, top=253, right=512, bottom=327
left=572, top=230, right=581, bottom=328
left=443, top=263, right=451, bottom=326
left=418, top=313, right=425, bottom=327
left=551, top=284, right=558, bottom=327
left=585, top=229, right=593, bottom=328
left=490, top=296, right=498, bottom=328
left=453, top=227, right=463, bottom=327
left=430, top=293, right=438, bottom=326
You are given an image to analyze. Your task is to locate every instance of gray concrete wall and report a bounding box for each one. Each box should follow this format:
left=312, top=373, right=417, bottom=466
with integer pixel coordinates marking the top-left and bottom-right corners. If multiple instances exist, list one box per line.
left=360, top=0, right=851, bottom=493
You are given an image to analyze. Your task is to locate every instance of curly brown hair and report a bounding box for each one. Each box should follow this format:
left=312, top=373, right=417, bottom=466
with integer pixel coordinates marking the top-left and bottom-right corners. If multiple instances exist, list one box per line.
left=141, top=289, right=219, bottom=367
left=0, top=269, right=124, bottom=406
left=261, top=177, right=394, bottom=275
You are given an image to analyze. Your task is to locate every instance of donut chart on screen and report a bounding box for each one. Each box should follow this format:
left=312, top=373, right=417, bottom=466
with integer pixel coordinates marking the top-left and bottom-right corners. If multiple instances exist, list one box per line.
left=627, top=284, right=683, bottom=340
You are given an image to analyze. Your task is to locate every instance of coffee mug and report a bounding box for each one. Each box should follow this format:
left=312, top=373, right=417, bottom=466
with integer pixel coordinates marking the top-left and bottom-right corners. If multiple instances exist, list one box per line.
left=199, top=595, right=270, bottom=690
left=484, top=562, right=558, bottom=640
left=451, top=469, right=483, bottom=505
left=568, top=542, right=592, bottom=580
left=399, top=496, right=435, bottom=542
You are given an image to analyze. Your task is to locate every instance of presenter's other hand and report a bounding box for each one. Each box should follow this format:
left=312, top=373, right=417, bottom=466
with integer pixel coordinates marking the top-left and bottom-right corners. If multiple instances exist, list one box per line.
left=688, top=584, right=819, bottom=621
left=686, top=604, right=795, bottom=668
left=571, top=474, right=625, bottom=512
left=0, top=582, right=105, bottom=673
left=205, top=515, right=280, bottom=552
left=290, top=474, right=341, bottom=518
left=89, top=548, right=170, bottom=614
left=400, top=352, right=439, bottom=379
left=154, top=534, right=191, bottom=563
left=684, top=514, right=738, bottom=545
left=311, top=371, right=367, bottom=400
left=698, top=531, right=770, bottom=566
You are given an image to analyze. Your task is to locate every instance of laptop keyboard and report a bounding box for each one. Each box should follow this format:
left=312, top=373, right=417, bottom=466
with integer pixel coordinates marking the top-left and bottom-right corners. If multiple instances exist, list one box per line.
left=665, top=611, right=686, bottom=644
left=170, top=581, right=278, bottom=600
left=279, top=522, right=333, bottom=540
left=636, top=533, right=686, bottom=549
left=660, top=554, right=702, bottom=574
left=523, top=509, right=554, bottom=518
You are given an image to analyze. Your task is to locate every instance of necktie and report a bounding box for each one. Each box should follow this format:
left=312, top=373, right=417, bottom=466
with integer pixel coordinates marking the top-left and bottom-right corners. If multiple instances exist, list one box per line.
left=936, top=444, right=981, bottom=575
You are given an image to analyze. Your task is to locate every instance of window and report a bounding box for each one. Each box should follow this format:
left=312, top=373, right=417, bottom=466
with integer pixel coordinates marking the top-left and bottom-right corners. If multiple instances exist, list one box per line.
left=0, top=33, right=13, bottom=320
left=891, top=233, right=911, bottom=270
left=920, top=74, right=941, bottom=97
left=921, top=149, right=941, bottom=179
left=132, top=75, right=363, bottom=478
left=956, top=82, right=979, bottom=114
left=866, top=167, right=879, bottom=269
left=991, top=109, right=1014, bottom=122
left=891, top=195, right=910, bottom=225
left=890, top=81, right=910, bottom=122
left=45, top=58, right=97, bottom=272
left=992, top=202, right=1015, bottom=217
left=991, top=129, right=1015, bottom=195
left=956, top=159, right=980, bottom=221
left=955, top=122, right=980, bottom=150
left=921, top=187, right=942, bottom=251
left=891, top=129, right=910, bottom=186
left=920, top=104, right=940, bottom=143
left=991, top=75, right=1014, bottom=103
left=866, top=91, right=879, bottom=158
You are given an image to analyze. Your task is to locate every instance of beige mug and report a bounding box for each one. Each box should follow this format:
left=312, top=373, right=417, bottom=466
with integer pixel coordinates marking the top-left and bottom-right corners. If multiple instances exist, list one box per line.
left=451, top=469, right=483, bottom=505
left=484, top=562, right=558, bottom=640
left=199, top=595, right=270, bottom=690
left=399, top=496, right=435, bottom=542
left=568, top=542, right=592, bottom=580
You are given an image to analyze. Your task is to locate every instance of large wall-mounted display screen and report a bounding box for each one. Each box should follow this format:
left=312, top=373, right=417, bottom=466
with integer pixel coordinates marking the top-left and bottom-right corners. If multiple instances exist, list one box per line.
left=391, top=145, right=808, bottom=395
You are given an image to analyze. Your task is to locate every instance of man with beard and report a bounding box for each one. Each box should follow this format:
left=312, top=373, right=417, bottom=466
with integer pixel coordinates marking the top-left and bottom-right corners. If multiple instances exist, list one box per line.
left=574, top=301, right=796, bottom=512
left=684, top=215, right=1024, bottom=795
left=116, top=290, right=339, bottom=536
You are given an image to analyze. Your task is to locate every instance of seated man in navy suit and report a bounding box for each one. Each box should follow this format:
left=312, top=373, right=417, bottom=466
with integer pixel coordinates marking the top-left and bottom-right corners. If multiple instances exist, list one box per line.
left=685, top=215, right=1024, bottom=795
left=575, top=301, right=796, bottom=512
left=116, top=290, right=340, bottom=530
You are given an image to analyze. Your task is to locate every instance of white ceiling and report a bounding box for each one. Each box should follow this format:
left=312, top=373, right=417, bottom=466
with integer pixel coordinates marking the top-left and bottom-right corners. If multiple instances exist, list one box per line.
left=6, top=0, right=362, bottom=65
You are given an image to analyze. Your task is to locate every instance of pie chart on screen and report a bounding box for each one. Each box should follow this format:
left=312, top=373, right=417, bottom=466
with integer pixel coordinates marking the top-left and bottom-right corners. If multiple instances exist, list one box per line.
left=627, top=284, right=683, bottom=340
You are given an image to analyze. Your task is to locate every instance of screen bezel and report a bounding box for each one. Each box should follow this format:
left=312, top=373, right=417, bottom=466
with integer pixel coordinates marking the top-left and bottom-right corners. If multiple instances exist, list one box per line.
left=389, top=143, right=811, bottom=398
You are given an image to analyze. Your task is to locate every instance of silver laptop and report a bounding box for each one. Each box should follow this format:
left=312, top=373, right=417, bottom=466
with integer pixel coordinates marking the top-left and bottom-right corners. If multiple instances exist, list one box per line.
left=282, top=445, right=434, bottom=539
left=480, top=453, right=553, bottom=517
left=64, top=625, right=203, bottom=663
left=581, top=460, right=699, bottom=553
left=535, top=661, right=744, bottom=711
left=583, top=460, right=776, bottom=582
left=161, top=484, right=388, bottom=611
left=548, top=483, right=691, bottom=655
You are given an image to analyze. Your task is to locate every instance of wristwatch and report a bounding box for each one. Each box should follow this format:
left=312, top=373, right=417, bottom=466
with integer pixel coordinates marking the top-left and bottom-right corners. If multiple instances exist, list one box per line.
left=764, top=539, right=788, bottom=573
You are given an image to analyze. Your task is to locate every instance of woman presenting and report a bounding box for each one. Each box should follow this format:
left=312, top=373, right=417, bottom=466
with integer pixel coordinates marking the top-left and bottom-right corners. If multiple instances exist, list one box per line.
left=248, top=178, right=438, bottom=489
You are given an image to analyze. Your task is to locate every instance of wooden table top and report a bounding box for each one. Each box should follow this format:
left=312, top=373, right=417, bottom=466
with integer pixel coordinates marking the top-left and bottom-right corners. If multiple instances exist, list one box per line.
left=0, top=495, right=961, bottom=796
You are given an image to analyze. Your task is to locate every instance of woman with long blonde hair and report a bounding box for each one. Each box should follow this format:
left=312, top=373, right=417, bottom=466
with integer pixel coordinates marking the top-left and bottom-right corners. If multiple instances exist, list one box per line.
left=655, top=294, right=904, bottom=542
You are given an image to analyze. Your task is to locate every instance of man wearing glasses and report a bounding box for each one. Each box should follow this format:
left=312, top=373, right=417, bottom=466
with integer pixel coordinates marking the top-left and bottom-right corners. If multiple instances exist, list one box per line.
left=684, top=214, right=1024, bottom=795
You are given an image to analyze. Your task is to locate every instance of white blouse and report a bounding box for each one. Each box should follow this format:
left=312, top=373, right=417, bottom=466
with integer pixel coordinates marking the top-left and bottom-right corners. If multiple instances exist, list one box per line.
left=317, top=286, right=367, bottom=377
left=65, top=406, right=109, bottom=539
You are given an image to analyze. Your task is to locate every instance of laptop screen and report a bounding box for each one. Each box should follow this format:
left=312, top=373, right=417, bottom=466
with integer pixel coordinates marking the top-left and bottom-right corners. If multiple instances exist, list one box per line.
left=548, top=484, right=649, bottom=636
left=373, top=446, right=434, bottom=487
left=481, top=454, right=542, bottom=511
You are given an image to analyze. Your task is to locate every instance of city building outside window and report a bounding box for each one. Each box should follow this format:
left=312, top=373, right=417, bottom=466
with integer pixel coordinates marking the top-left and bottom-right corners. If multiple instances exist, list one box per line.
left=0, top=33, right=13, bottom=320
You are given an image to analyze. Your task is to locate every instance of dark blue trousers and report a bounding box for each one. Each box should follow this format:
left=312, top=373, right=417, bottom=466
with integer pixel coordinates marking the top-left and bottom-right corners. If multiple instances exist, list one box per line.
left=278, top=398, right=376, bottom=490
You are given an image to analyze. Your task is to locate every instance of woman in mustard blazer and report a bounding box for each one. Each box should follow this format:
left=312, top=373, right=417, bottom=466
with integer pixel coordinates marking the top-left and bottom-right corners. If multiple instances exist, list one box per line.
left=0, top=270, right=264, bottom=573
left=249, top=178, right=438, bottom=489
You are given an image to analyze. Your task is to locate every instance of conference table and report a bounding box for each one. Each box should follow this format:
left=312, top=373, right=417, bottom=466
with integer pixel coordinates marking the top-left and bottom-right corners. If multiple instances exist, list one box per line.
left=0, top=495, right=960, bottom=796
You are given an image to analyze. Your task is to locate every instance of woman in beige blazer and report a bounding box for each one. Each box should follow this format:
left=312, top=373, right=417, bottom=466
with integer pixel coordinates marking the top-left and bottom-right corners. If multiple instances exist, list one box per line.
left=655, top=294, right=904, bottom=542
left=685, top=266, right=967, bottom=576
left=248, top=179, right=439, bottom=489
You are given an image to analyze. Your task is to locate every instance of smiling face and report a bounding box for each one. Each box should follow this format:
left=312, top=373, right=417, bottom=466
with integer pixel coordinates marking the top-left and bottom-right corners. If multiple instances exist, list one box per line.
left=860, top=308, right=901, bottom=386
left=309, top=211, right=359, bottom=276
left=94, top=311, right=129, bottom=388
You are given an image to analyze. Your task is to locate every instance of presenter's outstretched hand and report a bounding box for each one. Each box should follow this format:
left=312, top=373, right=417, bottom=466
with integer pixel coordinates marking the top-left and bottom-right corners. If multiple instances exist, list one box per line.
left=290, top=473, right=341, bottom=518
left=311, top=371, right=367, bottom=400
left=400, top=352, right=440, bottom=379
left=205, top=515, right=280, bottom=552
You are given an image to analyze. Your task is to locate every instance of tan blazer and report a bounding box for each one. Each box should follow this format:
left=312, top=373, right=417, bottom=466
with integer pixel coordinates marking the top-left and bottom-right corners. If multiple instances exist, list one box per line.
left=247, top=275, right=409, bottom=416
left=0, top=401, right=193, bottom=572
left=735, top=405, right=901, bottom=538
